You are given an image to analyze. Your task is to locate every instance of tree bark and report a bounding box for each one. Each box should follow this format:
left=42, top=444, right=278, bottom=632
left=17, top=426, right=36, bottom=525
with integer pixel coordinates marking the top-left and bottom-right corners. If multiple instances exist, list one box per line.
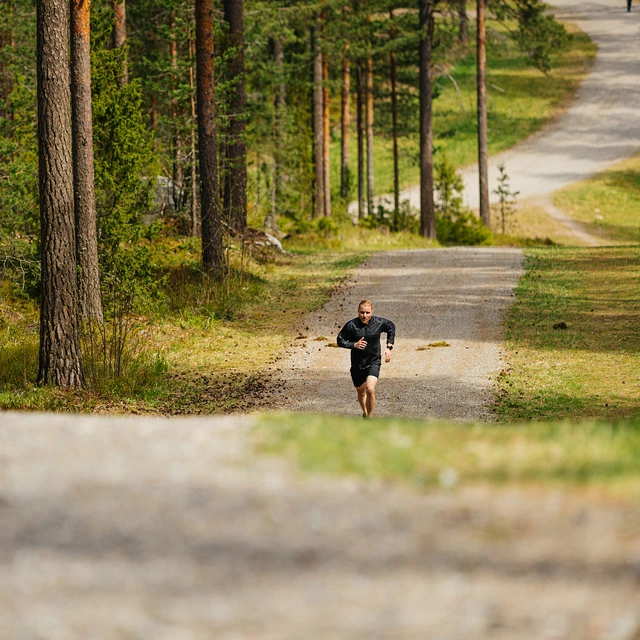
left=223, top=0, right=247, bottom=234
left=170, top=10, right=185, bottom=210
left=268, top=36, right=285, bottom=232
left=111, top=0, right=127, bottom=83
left=322, top=52, right=331, bottom=217
left=321, top=5, right=331, bottom=217
left=195, top=0, right=224, bottom=271
left=37, top=0, right=83, bottom=387
left=389, top=7, right=399, bottom=226
left=419, top=0, right=436, bottom=239
left=365, top=52, right=374, bottom=216
left=458, top=0, right=468, bottom=44
left=340, top=40, right=351, bottom=202
left=312, top=24, right=324, bottom=219
left=477, top=0, right=490, bottom=226
left=188, top=16, right=198, bottom=236
left=0, top=2, right=13, bottom=122
left=355, top=60, right=365, bottom=219
left=71, top=0, right=102, bottom=323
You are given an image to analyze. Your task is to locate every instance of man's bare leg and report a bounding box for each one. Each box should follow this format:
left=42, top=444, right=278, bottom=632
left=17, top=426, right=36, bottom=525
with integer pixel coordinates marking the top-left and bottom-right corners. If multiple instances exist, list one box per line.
left=365, top=375, right=378, bottom=417
left=356, top=383, right=368, bottom=416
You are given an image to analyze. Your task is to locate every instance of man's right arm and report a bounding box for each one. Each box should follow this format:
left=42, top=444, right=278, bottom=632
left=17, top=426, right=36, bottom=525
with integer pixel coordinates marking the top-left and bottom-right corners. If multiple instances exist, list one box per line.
left=337, top=322, right=355, bottom=349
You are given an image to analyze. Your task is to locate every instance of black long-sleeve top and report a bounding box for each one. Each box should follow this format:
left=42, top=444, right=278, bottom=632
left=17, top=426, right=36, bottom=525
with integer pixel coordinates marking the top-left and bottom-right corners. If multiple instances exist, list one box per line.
left=337, top=315, right=396, bottom=370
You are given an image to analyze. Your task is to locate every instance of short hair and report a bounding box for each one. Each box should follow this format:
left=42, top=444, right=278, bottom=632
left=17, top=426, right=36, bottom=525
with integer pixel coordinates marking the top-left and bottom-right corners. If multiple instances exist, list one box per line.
left=358, top=299, right=373, bottom=311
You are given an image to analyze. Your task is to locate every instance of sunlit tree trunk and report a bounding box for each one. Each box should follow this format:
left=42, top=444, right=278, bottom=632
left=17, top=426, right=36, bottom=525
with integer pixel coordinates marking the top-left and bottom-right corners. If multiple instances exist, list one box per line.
left=188, top=15, right=198, bottom=236
left=340, top=40, right=351, bottom=202
left=37, top=0, right=83, bottom=387
left=71, top=0, right=102, bottom=322
left=365, top=48, right=374, bottom=215
left=195, top=0, right=224, bottom=271
left=477, top=0, right=490, bottom=226
left=321, top=4, right=331, bottom=217
left=0, top=1, right=13, bottom=122
left=268, top=36, right=285, bottom=232
left=223, top=0, right=247, bottom=234
left=389, top=7, right=399, bottom=226
left=419, top=0, right=436, bottom=239
left=111, top=0, right=127, bottom=83
left=356, top=60, right=365, bottom=219
left=458, top=0, right=468, bottom=44
left=312, top=24, right=324, bottom=219
left=170, top=10, right=185, bottom=210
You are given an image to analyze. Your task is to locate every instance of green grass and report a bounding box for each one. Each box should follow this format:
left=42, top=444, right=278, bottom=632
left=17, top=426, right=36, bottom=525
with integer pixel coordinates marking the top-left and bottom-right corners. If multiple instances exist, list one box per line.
left=330, top=23, right=596, bottom=200
left=256, top=413, right=640, bottom=495
left=494, top=246, right=640, bottom=422
left=553, top=153, right=640, bottom=244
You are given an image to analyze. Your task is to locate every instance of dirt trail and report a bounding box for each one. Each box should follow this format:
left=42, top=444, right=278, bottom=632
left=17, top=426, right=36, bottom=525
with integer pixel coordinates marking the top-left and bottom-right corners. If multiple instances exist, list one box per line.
left=276, top=247, right=523, bottom=421
left=1, top=411, right=639, bottom=639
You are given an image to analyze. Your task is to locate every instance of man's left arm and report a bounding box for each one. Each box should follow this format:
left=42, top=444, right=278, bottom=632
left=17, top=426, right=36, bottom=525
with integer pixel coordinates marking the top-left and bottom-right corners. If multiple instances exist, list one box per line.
left=383, top=318, right=396, bottom=362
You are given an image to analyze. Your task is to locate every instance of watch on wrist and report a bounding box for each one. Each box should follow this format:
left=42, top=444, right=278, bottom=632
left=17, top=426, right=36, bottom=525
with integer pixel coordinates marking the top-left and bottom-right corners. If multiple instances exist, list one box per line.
left=386, top=344, right=393, bottom=350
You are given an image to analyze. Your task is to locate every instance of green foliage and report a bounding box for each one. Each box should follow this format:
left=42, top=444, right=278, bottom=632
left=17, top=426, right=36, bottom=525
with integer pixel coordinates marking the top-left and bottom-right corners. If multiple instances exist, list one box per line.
left=492, top=0, right=571, bottom=72
left=492, top=162, right=520, bottom=235
left=434, top=154, right=493, bottom=245
left=359, top=201, right=420, bottom=234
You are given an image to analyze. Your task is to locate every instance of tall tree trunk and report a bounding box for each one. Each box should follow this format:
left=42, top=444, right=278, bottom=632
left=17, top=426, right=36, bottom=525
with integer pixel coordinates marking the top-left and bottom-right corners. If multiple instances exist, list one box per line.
left=37, top=0, right=83, bottom=387
left=195, top=0, right=224, bottom=271
left=356, top=60, right=365, bottom=219
left=170, top=10, right=185, bottom=210
left=389, top=7, right=399, bottom=226
left=188, top=16, right=198, bottom=236
left=340, top=40, right=350, bottom=202
left=419, top=0, right=436, bottom=239
left=477, top=0, right=490, bottom=226
left=268, top=36, right=285, bottom=232
left=71, top=0, right=102, bottom=323
left=312, top=24, right=324, bottom=219
left=322, top=51, right=331, bottom=216
left=321, top=5, right=331, bottom=217
left=111, top=0, right=127, bottom=83
left=365, top=59, right=374, bottom=216
left=458, top=0, right=468, bottom=44
left=0, top=2, right=13, bottom=122
left=223, top=0, right=247, bottom=234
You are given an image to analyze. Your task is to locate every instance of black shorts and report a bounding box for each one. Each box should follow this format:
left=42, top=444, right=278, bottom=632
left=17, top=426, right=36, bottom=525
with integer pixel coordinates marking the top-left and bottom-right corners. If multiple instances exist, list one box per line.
left=350, top=363, right=381, bottom=388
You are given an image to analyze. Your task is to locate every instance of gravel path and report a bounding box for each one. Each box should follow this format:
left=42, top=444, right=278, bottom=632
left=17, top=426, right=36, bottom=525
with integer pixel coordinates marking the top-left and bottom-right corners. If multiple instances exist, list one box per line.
left=1, top=411, right=640, bottom=639
left=276, top=247, right=523, bottom=421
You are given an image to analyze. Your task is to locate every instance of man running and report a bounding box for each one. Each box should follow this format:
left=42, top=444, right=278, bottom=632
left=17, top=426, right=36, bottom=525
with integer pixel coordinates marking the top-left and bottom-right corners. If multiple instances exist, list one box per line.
left=337, top=300, right=396, bottom=418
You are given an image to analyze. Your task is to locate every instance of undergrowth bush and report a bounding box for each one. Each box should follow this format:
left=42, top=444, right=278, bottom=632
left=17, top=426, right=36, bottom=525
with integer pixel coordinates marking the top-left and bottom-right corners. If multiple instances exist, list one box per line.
left=435, top=154, right=492, bottom=246
left=81, top=319, right=167, bottom=396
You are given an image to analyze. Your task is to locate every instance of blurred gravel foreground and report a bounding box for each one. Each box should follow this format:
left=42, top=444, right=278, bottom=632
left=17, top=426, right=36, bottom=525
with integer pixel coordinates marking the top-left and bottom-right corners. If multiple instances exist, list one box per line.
left=1, top=411, right=639, bottom=640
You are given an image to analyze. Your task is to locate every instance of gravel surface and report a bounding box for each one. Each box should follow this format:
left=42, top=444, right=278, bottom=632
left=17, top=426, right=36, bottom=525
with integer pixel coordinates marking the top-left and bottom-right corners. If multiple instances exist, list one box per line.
left=1, top=411, right=640, bottom=640
left=276, top=247, right=523, bottom=421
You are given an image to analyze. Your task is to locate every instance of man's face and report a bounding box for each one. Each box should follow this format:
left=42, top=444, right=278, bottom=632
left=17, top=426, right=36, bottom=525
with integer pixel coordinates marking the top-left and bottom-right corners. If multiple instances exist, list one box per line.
left=358, top=304, right=372, bottom=324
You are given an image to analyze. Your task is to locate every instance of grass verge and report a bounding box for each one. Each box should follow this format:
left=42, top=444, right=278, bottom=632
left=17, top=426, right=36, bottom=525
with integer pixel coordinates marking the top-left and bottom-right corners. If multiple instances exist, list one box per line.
left=256, top=413, right=640, bottom=496
left=553, top=153, right=640, bottom=244
left=494, top=245, right=640, bottom=422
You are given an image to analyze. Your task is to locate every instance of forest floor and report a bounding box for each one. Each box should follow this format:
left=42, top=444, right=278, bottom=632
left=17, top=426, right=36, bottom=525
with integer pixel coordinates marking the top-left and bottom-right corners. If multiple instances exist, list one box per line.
left=2, top=0, right=640, bottom=637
